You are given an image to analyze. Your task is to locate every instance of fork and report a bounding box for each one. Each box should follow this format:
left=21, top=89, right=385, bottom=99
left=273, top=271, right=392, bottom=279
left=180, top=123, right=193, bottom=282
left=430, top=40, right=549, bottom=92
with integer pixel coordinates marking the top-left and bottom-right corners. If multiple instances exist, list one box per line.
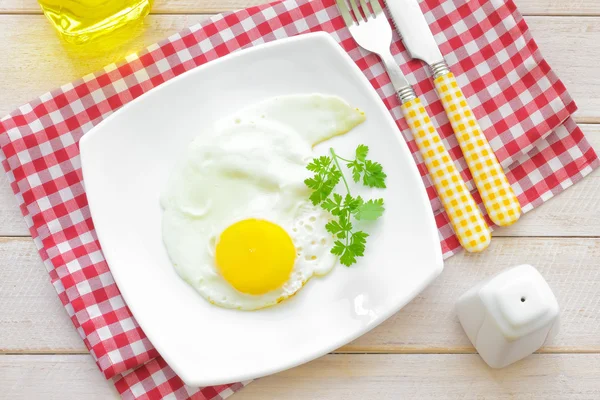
left=336, top=0, right=491, bottom=252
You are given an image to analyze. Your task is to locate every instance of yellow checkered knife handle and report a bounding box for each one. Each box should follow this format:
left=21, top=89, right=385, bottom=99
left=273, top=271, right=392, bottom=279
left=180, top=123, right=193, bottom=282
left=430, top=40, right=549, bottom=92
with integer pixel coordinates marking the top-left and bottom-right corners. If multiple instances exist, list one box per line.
left=434, top=72, right=521, bottom=227
left=401, top=98, right=491, bottom=253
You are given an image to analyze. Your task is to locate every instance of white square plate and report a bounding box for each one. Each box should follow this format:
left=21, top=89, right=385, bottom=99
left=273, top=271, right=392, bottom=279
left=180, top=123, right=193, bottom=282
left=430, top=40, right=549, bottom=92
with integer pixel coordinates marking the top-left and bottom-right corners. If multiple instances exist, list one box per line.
left=80, top=32, right=443, bottom=386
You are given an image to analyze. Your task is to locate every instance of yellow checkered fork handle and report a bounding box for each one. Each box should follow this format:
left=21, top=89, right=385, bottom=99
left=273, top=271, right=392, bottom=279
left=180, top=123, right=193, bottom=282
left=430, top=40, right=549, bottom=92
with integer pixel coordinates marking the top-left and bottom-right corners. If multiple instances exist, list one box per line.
left=401, top=98, right=491, bottom=253
left=434, top=72, right=521, bottom=227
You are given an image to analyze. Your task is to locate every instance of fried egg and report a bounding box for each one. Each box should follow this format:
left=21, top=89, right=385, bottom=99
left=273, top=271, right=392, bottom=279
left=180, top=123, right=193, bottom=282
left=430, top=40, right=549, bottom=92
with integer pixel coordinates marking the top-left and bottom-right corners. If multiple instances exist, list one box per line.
left=161, top=94, right=365, bottom=310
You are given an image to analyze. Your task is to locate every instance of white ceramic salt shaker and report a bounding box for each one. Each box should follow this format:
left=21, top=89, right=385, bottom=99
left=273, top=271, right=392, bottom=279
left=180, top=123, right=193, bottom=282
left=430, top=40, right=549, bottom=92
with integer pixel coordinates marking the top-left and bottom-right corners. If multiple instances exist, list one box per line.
left=456, top=264, right=559, bottom=368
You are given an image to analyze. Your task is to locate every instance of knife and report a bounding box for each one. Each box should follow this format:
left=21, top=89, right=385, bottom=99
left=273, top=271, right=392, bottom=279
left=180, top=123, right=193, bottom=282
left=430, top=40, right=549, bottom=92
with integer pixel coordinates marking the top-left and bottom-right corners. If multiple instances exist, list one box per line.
left=386, top=0, right=522, bottom=227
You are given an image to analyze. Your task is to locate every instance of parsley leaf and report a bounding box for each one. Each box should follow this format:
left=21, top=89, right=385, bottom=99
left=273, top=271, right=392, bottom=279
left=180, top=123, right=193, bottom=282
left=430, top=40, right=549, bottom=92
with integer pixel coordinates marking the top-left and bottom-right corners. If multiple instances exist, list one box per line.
left=321, top=193, right=344, bottom=215
left=339, top=246, right=357, bottom=267
left=343, top=194, right=363, bottom=213
left=363, top=160, right=387, bottom=188
left=354, top=198, right=385, bottom=221
left=304, top=156, right=342, bottom=205
left=355, top=144, right=369, bottom=162
left=335, top=232, right=370, bottom=266
left=345, top=145, right=387, bottom=188
left=325, top=220, right=346, bottom=239
left=349, top=231, right=368, bottom=257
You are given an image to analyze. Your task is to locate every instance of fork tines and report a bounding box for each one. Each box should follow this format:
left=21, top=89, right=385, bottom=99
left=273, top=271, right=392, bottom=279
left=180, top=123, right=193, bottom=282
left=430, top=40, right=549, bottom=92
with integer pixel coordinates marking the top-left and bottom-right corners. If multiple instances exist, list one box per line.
left=339, top=0, right=384, bottom=25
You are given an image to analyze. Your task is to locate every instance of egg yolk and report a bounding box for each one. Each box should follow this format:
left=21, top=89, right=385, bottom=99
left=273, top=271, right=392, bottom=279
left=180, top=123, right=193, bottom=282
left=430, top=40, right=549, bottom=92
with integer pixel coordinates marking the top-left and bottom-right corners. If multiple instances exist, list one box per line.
left=215, top=219, right=296, bottom=295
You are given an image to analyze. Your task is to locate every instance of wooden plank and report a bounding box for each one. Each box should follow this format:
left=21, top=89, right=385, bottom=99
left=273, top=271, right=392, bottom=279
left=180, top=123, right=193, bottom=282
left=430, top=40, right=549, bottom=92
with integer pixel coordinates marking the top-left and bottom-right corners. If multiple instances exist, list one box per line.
left=237, top=354, right=600, bottom=399
left=1, top=236, right=598, bottom=353
left=0, top=237, right=83, bottom=353
left=0, top=16, right=599, bottom=121
left=0, top=172, right=28, bottom=237
left=3, top=124, right=598, bottom=237
left=0, top=355, right=119, bottom=399
left=2, top=0, right=600, bottom=15
left=516, top=0, right=600, bottom=16
left=1, top=354, right=599, bottom=399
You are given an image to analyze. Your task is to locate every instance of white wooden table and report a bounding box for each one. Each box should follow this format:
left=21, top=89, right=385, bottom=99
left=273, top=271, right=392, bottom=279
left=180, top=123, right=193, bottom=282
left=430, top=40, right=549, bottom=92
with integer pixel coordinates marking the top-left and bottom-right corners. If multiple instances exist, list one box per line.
left=1, top=0, right=599, bottom=398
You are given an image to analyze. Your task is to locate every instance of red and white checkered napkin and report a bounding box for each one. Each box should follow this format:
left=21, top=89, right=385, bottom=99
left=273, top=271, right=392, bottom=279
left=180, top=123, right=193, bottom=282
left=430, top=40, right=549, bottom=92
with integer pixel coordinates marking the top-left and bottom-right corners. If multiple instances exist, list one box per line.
left=0, top=0, right=597, bottom=398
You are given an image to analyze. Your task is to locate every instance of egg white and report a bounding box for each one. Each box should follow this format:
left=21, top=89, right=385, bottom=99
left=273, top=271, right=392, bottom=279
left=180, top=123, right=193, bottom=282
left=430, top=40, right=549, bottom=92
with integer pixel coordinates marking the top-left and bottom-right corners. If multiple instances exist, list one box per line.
left=161, top=94, right=365, bottom=310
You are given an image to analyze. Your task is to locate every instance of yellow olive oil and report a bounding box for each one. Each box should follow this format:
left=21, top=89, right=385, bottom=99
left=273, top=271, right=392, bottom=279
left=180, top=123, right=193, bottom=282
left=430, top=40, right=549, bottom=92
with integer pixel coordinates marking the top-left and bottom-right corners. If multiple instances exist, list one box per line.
left=38, top=0, right=153, bottom=44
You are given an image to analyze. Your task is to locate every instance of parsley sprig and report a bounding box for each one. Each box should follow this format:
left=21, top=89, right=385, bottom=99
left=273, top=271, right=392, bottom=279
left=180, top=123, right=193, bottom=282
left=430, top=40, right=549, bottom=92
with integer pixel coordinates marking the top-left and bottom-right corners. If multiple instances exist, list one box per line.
left=304, top=145, right=386, bottom=266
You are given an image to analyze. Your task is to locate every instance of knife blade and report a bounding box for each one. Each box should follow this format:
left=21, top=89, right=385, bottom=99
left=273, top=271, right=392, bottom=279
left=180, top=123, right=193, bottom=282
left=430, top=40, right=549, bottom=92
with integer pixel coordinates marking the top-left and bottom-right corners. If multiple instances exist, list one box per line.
left=386, top=0, right=522, bottom=227
left=386, top=0, right=444, bottom=67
